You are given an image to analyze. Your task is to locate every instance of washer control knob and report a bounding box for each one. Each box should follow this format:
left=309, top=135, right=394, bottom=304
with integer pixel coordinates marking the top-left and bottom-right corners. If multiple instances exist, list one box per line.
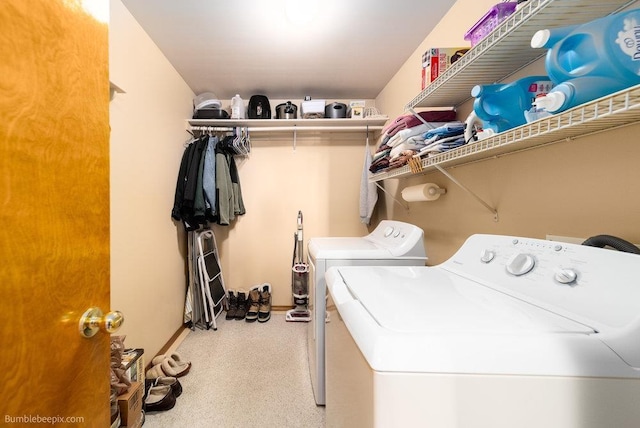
left=506, top=253, right=535, bottom=276
left=554, top=268, right=578, bottom=284
left=384, top=227, right=394, bottom=237
left=393, top=230, right=401, bottom=238
left=480, top=249, right=495, bottom=263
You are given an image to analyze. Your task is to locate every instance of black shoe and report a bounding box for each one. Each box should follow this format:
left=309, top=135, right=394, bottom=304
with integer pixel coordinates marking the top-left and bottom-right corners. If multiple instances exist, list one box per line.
left=235, top=291, right=247, bottom=320
left=144, top=385, right=176, bottom=413
left=226, top=290, right=237, bottom=320
left=245, top=288, right=260, bottom=322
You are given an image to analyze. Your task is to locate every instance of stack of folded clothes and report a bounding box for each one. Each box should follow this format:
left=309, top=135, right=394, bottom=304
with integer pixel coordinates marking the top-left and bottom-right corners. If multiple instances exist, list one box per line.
left=369, top=110, right=467, bottom=174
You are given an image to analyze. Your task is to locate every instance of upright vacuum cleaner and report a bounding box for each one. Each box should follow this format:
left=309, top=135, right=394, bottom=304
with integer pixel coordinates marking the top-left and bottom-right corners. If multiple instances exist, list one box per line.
left=286, top=210, right=311, bottom=322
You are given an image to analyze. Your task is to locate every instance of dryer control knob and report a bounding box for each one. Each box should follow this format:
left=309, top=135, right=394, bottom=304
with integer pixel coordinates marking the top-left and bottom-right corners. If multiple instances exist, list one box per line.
left=506, top=253, right=535, bottom=276
left=480, top=249, right=495, bottom=263
left=384, top=227, right=394, bottom=237
left=554, top=268, right=577, bottom=284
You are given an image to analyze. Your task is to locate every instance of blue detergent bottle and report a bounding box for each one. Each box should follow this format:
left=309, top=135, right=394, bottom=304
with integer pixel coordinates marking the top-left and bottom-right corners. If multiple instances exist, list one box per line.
left=531, top=8, right=640, bottom=114
left=470, top=76, right=553, bottom=135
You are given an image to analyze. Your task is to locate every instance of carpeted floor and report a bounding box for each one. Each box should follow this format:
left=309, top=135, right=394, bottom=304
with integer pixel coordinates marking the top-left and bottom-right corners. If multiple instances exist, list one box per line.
left=143, top=313, right=325, bottom=427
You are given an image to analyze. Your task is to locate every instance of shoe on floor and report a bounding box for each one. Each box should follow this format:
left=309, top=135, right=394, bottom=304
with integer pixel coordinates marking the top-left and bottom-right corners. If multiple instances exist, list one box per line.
left=258, top=283, right=272, bottom=323
left=245, top=288, right=260, bottom=322
left=151, top=352, right=190, bottom=367
left=144, top=385, right=176, bottom=413
left=226, top=290, right=238, bottom=320
left=235, top=290, right=247, bottom=320
left=148, top=376, right=182, bottom=398
left=161, top=357, right=191, bottom=378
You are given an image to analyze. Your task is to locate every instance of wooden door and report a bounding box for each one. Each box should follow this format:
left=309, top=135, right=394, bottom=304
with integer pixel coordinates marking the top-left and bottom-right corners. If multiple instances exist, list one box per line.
left=0, top=1, right=111, bottom=426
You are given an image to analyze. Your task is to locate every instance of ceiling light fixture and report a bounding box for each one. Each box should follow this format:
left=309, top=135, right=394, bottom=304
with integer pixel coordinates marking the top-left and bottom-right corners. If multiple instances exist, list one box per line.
left=284, top=0, right=318, bottom=25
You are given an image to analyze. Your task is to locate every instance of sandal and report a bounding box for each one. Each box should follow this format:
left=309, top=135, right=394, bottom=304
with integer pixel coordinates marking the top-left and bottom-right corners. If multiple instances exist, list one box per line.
left=161, top=357, right=191, bottom=378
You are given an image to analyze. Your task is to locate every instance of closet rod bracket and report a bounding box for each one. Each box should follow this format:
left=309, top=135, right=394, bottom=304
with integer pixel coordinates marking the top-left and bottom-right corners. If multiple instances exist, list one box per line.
left=433, top=164, right=498, bottom=222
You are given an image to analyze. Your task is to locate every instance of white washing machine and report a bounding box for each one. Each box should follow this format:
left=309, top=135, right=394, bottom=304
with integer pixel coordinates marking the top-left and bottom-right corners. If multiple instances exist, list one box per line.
left=307, top=220, right=426, bottom=406
left=325, top=234, right=640, bottom=427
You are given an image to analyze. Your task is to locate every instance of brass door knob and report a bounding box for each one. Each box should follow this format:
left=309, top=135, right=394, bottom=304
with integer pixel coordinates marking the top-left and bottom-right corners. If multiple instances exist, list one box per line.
left=79, top=307, right=124, bottom=338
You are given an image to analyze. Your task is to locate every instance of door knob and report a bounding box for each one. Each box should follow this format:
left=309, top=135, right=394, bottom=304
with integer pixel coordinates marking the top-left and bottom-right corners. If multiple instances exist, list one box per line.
left=79, top=307, right=124, bottom=338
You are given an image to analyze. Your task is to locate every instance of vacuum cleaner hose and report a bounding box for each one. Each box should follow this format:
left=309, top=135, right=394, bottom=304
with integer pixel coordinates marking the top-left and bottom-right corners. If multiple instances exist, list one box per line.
left=582, top=234, right=640, bottom=255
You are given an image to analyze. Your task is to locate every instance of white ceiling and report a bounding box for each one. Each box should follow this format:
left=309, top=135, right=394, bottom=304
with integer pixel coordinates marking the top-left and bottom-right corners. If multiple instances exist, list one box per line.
left=119, top=0, right=457, bottom=100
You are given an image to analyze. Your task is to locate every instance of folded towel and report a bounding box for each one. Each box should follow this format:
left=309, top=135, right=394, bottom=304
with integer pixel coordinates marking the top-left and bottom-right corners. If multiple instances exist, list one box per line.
left=360, top=144, right=378, bottom=225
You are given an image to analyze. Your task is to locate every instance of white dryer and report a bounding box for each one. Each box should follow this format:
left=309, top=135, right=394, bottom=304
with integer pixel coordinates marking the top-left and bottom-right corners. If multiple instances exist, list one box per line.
left=325, top=234, right=640, bottom=427
left=307, top=220, right=426, bottom=405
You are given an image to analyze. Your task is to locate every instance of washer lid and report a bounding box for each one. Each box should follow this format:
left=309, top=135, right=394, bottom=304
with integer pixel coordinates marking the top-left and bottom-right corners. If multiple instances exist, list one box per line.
left=309, top=237, right=395, bottom=260
left=326, top=266, right=636, bottom=377
left=339, top=266, right=593, bottom=334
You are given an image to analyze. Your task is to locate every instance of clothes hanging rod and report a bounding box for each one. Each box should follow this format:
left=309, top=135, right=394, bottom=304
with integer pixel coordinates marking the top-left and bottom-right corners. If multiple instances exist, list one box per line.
left=190, top=125, right=383, bottom=133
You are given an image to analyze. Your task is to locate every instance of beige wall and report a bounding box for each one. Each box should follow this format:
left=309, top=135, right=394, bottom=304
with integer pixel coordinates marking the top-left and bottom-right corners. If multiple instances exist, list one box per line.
left=376, top=0, right=640, bottom=265
left=211, top=99, right=376, bottom=306
left=109, top=0, right=194, bottom=357
left=110, top=0, right=640, bottom=356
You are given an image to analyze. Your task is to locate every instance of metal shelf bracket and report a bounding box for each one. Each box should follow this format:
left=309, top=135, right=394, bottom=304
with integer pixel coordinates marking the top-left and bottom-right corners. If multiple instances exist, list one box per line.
left=433, top=164, right=498, bottom=222
left=374, top=182, right=409, bottom=212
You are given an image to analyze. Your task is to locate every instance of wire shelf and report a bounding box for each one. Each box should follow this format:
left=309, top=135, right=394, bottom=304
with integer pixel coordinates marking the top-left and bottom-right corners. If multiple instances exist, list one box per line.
left=372, top=84, right=640, bottom=181
left=406, top=0, right=637, bottom=110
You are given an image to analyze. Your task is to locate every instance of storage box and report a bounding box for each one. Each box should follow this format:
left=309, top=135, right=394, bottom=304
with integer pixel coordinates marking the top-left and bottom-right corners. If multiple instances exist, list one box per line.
left=349, top=100, right=365, bottom=119
left=464, top=2, right=517, bottom=46
left=117, top=381, right=143, bottom=428
left=122, top=348, right=144, bottom=384
left=421, top=47, right=469, bottom=89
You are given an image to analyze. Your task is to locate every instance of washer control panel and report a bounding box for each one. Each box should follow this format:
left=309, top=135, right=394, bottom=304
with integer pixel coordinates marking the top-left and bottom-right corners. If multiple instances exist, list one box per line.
left=365, top=220, right=426, bottom=258
left=442, top=234, right=640, bottom=330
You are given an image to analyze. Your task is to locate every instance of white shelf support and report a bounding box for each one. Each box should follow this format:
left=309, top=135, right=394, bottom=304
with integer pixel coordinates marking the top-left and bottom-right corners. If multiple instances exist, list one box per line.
left=433, top=164, right=498, bottom=222
left=374, top=182, right=409, bottom=212
left=293, top=125, right=297, bottom=152
left=408, top=107, right=430, bottom=126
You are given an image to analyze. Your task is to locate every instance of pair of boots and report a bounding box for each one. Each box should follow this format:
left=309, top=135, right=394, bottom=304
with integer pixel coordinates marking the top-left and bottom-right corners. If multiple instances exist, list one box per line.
left=226, top=283, right=271, bottom=322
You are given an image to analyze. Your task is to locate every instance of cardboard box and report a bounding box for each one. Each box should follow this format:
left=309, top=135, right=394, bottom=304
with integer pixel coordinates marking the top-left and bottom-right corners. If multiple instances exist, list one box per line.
left=117, top=381, right=143, bottom=428
left=421, top=47, right=470, bottom=89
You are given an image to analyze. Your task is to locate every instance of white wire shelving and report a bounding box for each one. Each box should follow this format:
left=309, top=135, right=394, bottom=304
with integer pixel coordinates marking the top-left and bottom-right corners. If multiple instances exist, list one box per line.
left=406, top=0, right=637, bottom=110
left=372, top=84, right=640, bottom=182
left=370, top=0, right=640, bottom=186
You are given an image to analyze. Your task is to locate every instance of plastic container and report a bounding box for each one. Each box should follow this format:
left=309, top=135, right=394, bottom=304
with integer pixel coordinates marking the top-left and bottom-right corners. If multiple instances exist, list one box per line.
left=301, top=99, right=325, bottom=115
left=464, top=2, right=517, bottom=46
left=231, top=94, right=245, bottom=119
left=471, top=76, right=553, bottom=134
left=531, top=8, right=640, bottom=113
left=193, top=92, right=221, bottom=110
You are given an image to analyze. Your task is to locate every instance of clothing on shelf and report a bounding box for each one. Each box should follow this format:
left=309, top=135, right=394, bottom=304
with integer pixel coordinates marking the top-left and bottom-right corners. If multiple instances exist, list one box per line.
left=370, top=113, right=466, bottom=173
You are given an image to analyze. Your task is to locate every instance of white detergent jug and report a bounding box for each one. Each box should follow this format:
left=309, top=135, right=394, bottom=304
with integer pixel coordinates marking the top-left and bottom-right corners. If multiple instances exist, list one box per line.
left=231, top=94, right=245, bottom=119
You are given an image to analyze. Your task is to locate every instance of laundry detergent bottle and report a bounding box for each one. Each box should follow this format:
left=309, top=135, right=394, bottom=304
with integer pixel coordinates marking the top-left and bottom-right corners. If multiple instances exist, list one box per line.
left=469, top=75, right=553, bottom=135
left=531, top=8, right=640, bottom=114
